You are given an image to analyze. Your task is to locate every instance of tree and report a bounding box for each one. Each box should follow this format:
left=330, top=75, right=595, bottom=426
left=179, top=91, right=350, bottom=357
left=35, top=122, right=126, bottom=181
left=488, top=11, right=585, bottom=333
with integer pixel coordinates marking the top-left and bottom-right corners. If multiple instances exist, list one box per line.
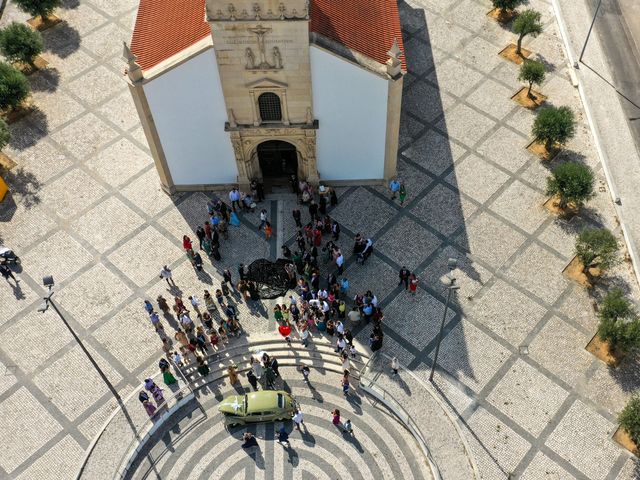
left=0, top=118, right=9, bottom=151
left=512, top=9, right=543, bottom=55
left=12, top=0, right=59, bottom=20
left=492, top=0, right=524, bottom=12
left=546, top=162, right=594, bottom=209
left=598, top=289, right=640, bottom=354
left=620, top=394, right=640, bottom=446
left=575, top=228, right=619, bottom=279
left=0, top=22, right=43, bottom=67
left=0, top=62, right=29, bottom=112
left=532, top=106, right=576, bottom=152
left=518, top=59, right=545, bottom=99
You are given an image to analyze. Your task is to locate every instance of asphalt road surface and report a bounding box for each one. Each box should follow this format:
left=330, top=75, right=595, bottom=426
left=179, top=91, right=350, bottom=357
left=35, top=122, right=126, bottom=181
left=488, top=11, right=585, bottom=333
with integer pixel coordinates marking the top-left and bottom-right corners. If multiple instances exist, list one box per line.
left=585, top=0, right=640, bottom=156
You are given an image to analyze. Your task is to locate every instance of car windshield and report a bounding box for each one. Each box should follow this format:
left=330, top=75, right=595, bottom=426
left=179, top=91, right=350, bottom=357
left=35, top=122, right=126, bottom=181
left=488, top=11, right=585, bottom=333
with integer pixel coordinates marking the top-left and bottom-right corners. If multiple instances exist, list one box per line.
left=277, top=393, right=283, bottom=409
left=243, top=395, right=247, bottom=415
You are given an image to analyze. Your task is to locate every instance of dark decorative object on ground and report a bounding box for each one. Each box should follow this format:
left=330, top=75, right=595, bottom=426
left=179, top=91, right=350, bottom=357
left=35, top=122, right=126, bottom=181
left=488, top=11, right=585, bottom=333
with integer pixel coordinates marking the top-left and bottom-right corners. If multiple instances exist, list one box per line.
left=245, top=258, right=292, bottom=299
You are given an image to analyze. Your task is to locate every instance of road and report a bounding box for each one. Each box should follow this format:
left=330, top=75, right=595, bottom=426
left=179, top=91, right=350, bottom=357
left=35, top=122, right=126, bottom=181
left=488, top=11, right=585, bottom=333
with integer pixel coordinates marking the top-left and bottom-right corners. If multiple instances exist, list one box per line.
left=586, top=0, right=640, bottom=156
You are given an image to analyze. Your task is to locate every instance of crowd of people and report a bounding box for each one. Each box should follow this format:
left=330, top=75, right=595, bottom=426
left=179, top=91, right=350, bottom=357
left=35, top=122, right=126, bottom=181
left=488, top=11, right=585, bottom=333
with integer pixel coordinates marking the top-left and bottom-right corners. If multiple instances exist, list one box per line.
left=137, top=179, right=410, bottom=424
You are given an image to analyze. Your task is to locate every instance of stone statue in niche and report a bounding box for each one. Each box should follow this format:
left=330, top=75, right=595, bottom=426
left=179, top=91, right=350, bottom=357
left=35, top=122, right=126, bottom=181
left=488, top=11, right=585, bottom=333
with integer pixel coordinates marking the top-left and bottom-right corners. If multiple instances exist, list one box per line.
left=272, top=47, right=283, bottom=69
left=245, top=48, right=256, bottom=69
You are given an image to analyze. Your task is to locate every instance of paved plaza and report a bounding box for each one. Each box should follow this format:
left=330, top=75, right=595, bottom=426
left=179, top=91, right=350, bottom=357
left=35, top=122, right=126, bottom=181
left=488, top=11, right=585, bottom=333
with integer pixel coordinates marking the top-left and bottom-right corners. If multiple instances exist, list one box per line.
left=1, top=0, right=640, bottom=479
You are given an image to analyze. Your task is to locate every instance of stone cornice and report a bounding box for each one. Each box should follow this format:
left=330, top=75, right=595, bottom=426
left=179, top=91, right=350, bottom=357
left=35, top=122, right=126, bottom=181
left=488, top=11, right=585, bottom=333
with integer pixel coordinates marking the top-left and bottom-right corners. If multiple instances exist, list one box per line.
left=206, top=1, right=309, bottom=22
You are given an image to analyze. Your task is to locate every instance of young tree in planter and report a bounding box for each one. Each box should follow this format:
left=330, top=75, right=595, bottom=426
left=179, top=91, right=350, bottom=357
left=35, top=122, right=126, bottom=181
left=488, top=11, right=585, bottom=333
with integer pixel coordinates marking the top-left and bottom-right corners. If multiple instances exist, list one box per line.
left=512, top=9, right=543, bottom=55
left=12, top=0, right=59, bottom=21
left=0, top=62, right=29, bottom=112
left=546, top=162, right=594, bottom=209
left=518, top=59, right=545, bottom=99
left=619, top=393, right=640, bottom=446
left=532, top=106, right=576, bottom=153
left=0, top=23, right=44, bottom=68
left=598, top=289, right=640, bottom=355
left=575, top=228, right=619, bottom=280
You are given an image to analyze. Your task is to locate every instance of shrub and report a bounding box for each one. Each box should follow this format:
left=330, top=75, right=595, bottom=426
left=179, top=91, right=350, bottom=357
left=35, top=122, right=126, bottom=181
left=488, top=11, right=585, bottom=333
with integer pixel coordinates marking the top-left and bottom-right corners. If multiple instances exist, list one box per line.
left=0, top=22, right=44, bottom=67
left=598, top=289, right=640, bottom=354
left=546, top=162, right=594, bottom=209
left=532, top=106, right=576, bottom=152
left=619, top=394, right=640, bottom=445
left=0, top=62, right=30, bottom=111
left=575, top=228, right=619, bottom=277
left=518, top=59, right=546, bottom=98
left=0, top=118, right=9, bottom=151
left=12, top=0, right=60, bottom=19
left=492, top=0, right=524, bottom=11
left=513, top=9, right=543, bottom=55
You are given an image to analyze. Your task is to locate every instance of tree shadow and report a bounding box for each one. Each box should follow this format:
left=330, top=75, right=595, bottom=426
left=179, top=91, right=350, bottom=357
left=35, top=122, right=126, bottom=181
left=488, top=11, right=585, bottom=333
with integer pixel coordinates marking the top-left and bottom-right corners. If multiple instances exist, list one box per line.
left=41, top=21, right=81, bottom=59
left=28, top=67, right=60, bottom=93
left=0, top=167, right=42, bottom=208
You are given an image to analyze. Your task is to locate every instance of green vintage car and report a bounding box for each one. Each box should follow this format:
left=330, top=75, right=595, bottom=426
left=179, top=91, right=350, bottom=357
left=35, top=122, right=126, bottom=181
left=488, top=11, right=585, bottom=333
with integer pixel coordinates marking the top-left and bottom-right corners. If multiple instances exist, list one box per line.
left=219, top=390, right=298, bottom=426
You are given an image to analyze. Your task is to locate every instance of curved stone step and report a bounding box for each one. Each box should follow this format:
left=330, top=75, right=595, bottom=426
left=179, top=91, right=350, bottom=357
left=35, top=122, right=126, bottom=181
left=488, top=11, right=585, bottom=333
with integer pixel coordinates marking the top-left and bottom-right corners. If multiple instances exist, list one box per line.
left=77, top=340, right=368, bottom=480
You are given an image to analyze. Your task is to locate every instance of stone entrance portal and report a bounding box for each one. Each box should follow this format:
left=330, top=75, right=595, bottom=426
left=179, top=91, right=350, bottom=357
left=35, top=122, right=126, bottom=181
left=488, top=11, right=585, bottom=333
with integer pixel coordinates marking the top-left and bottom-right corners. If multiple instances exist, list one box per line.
left=257, top=140, right=298, bottom=185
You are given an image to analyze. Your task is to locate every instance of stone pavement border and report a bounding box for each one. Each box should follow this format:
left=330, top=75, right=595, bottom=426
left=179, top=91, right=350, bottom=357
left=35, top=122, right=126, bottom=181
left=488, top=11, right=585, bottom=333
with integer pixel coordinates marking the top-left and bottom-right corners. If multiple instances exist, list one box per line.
left=361, top=351, right=479, bottom=480
left=552, top=0, right=640, bottom=288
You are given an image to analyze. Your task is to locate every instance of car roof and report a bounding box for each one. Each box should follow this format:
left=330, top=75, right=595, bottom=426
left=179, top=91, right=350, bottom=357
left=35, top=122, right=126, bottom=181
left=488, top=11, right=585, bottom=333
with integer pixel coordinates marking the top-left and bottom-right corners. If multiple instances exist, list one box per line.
left=246, top=391, right=287, bottom=413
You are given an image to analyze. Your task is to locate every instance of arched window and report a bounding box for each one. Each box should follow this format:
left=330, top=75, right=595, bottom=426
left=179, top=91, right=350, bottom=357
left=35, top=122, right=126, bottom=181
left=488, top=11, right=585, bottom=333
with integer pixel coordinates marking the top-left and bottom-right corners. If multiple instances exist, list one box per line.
left=258, top=92, right=282, bottom=122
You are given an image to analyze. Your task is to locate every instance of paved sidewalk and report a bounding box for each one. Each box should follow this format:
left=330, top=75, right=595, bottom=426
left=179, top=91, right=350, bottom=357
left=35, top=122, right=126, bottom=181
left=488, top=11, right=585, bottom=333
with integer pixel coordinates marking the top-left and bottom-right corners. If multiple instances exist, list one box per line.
left=555, top=0, right=640, bottom=287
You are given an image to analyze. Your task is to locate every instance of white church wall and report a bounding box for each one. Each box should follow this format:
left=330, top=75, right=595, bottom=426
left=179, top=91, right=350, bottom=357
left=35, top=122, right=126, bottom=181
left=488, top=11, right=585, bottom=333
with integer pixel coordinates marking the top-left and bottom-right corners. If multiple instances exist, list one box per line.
left=310, top=46, right=388, bottom=180
left=144, top=48, right=237, bottom=185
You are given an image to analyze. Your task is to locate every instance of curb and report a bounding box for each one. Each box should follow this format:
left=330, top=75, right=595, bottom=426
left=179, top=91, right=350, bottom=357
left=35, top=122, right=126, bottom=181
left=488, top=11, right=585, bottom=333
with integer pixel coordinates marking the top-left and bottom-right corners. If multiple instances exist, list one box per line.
left=550, top=0, right=640, bottom=288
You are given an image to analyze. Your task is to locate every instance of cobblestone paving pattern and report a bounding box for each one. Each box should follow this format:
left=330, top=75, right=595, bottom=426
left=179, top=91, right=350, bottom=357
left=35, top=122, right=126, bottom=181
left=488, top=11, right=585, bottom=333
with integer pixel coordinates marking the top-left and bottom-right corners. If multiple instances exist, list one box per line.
left=0, top=0, right=639, bottom=478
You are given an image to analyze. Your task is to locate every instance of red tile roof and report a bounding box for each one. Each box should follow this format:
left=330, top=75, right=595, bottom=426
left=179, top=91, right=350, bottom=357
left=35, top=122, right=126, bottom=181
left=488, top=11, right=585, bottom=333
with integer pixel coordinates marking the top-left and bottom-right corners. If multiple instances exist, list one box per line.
left=131, top=0, right=405, bottom=72
left=131, top=0, right=210, bottom=71
left=310, top=0, right=406, bottom=70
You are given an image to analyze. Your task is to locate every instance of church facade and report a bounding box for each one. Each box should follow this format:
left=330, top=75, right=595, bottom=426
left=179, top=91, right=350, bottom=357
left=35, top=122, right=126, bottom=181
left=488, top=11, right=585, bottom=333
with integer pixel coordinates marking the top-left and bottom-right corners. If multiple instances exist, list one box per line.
left=126, top=0, right=406, bottom=194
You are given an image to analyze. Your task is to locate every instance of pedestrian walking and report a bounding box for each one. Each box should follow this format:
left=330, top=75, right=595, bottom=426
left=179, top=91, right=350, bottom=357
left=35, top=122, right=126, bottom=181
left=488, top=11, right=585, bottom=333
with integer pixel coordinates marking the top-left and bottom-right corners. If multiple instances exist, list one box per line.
left=336, top=253, right=344, bottom=275
left=197, top=356, right=210, bottom=377
left=389, top=178, right=400, bottom=199
left=264, top=221, right=273, bottom=240
left=292, top=208, right=302, bottom=228
left=259, top=209, right=268, bottom=230
left=182, top=235, right=193, bottom=251
left=343, top=419, right=354, bottom=436
left=398, top=266, right=410, bottom=290
left=300, top=327, right=310, bottom=348
left=299, top=364, right=310, bottom=383
left=143, top=399, right=157, bottom=418
left=331, top=220, right=340, bottom=241
left=223, top=268, right=233, bottom=287
left=196, top=226, right=205, bottom=249
left=399, top=184, right=407, bottom=206
left=242, top=432, right=258, bottom=449
left=391, top=356, right=399, bottom=375
left=331, top=408, right=341, bottom=428
left=292, top=409, right=304, bottom=430
left=263, top=365, right=276, bottom=390
left=229, top=187, right=241, bottom=211
left=143, top=300, right=154, bottom=314
left=0, top=264, right=18, bottom=283
left=342, top=370, right=350, bottom=396
left=189, top=295, right=201, bottom=314
left=247, top=369, right=258, bottom=390
left=157, top=295, right=170, bottom=314
left=277, top=426, right=290, bottom=447
left=160, top=265, right=175, bottom=287
left=409, top=273, right=418, bottom=294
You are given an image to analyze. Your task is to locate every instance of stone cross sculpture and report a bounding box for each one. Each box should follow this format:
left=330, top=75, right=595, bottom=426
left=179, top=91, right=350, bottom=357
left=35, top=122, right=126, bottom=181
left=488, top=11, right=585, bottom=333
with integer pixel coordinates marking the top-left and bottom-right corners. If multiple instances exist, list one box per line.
left=248, top=24, right=273, bottom=69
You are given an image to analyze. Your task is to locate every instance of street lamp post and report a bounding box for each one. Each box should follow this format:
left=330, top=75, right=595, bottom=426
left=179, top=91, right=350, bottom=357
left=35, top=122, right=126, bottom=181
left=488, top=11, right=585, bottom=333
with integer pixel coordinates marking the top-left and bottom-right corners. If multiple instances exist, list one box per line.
left=578, top=0, right=604, bottom=64
left=38, top=275, right=122, bottom=402
left=429, top=259, right=460, bottom=382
